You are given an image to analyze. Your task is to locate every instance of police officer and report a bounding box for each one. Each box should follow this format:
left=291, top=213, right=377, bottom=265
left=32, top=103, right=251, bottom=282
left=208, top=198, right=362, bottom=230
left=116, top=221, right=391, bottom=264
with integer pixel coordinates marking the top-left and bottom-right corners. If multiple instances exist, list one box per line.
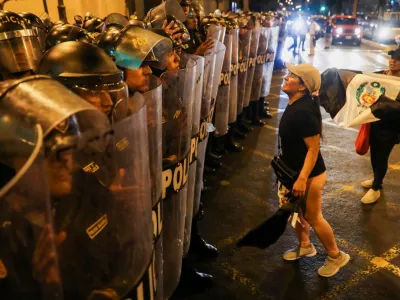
left=183, top=8, right=215, bottom=57
left=36, top=42, right=154, bottom=299
left=0, top=11, right=41, bottom=80
left=0, top=75, right=128, bottom=299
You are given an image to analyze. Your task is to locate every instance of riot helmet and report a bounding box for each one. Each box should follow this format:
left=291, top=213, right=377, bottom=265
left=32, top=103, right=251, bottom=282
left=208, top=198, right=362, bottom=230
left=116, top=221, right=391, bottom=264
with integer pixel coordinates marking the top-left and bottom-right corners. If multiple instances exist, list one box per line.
left=200, top=17, right=225, bottom=42
left=97, top=24, right=173, bottom=71
left=83, top=14, right=104, bottom=33
left=0, top=10, right=41, bottom=77
left=45, top=24, right=93, bottom=50
left=102, top=13, right=128, bottom=31
left=144, top=0, right=186, bottom=29
left=95, top=13, right=129, bottom=55
left=37, top=42, right=129, bottom=123
left=185, top=8, right=199, bottom=31
left=167, top=14, right=190, bottom=44
left=179, top=0, right=192, bottom=16
left=19, top=12, right=47, bottom=51
left=151, top=28, right=183, bottom=50
left=129, top=18, right=147, bottom=29
left=191, top=1, right=205, bottom=20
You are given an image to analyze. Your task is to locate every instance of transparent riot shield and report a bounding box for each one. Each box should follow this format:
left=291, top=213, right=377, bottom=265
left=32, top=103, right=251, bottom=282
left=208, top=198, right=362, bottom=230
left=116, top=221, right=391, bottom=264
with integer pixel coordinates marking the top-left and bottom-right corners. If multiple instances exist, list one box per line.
left=237, top=28, right=252, bottom=115
left=206, top=24, right=226, bottom=43
left=261, top=26, right=280, bottom=98
left=243, top=24, right=261, bottom=108
left=0, top=115, right=63, bottom=300
left=0, top=76, right=153, bottom=299
left=142, top=76, right=164, bottom=300
left=193, top=51, right=216, bottom=217
left=160, top=59, right=196, bottom=298
left=179, top=53, right=204, bottom=256
left=229, top=28, right=239, bottom=124
left=250, top=26, right=269, bottom=103
left=210, top=40, right=227, bottom=120
left=116, top=93, right=154, bottom=299
left=214, top=33, right=232, bottom=137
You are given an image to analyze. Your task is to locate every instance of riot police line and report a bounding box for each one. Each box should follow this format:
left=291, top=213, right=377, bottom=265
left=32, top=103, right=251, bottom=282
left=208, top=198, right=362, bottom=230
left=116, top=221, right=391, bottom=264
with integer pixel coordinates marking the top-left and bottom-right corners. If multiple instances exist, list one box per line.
left=0, top=2, right=284, bottom=299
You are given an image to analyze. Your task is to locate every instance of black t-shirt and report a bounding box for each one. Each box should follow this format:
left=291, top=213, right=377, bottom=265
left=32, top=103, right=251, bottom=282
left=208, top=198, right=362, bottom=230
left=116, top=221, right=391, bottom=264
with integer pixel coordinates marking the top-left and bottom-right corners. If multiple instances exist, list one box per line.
left=279, top=96, right=326, bottom=178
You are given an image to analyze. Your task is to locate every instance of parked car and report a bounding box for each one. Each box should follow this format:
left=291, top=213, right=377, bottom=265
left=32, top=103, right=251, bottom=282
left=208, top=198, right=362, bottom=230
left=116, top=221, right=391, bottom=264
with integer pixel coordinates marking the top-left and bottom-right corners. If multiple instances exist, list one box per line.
left=331, top=15, right=362, bottom=46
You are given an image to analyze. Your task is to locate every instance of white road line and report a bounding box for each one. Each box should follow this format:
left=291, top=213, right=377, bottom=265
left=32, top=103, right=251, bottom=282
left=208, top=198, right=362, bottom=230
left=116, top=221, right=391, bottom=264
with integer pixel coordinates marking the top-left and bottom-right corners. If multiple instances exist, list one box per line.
left=322, top=118, right=359, bottom=132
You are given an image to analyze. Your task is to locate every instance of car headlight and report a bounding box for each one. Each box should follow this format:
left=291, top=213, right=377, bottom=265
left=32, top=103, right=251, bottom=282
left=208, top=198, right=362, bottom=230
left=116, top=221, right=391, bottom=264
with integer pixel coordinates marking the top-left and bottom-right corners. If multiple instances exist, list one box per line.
left=355, top=28, right=361, bottom=34
left=336, top=28, right=343, bottom=34
left=379, top=27, right=390, bottom=37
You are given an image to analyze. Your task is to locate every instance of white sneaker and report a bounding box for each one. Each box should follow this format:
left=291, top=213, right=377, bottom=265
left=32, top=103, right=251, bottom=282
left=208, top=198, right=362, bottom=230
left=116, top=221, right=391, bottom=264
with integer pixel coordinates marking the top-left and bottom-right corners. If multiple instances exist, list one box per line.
left=318, top=251, right=350, bottom=277
left=361, top=179, right=373, bottom=188
left=283, top=244, right=317, bottom=261
left=361, top=189, right=381, bottom=204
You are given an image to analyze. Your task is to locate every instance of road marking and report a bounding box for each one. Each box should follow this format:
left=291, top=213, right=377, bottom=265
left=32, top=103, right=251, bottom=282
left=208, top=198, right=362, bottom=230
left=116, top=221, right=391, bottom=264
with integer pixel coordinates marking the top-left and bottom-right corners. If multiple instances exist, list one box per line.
left=319, top=265, right=378, bottom=300
left=212, top=172, right=400, bottom=298
left=220, top=180, right=231, bottom=186
left=322, top=118, right=359, bottom=132
left=320, top=240, right=400, bottom=300
left=218, top=262, right=274, bottom=299
left=262, top=124, right=278, bottom=133
left=250, top=149, right=275, bottom=160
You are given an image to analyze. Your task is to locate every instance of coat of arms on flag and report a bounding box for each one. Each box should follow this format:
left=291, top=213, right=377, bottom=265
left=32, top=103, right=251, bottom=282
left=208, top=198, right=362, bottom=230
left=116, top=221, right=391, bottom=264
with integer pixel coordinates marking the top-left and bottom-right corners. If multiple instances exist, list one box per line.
left=319, top=68, right=400, bottom=128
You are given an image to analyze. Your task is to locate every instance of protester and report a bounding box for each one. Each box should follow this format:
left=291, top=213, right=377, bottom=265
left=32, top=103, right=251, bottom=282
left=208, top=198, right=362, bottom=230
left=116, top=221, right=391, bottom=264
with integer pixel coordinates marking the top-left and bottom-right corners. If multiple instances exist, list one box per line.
left=278, top=63, right=350, bottom=277
left=361, top=47, right=400, bottom=204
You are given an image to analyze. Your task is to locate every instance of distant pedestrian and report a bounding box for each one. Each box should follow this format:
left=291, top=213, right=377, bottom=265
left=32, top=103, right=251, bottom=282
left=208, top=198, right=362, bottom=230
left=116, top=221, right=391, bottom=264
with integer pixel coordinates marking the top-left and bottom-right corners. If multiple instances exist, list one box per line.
left=288, top=24, right=298, bottom=55
left=279, top=63, right=350, bottom=277
left=298, top=18, right=307, bottom=52
left=325, top=18, right=333, bottom=49
left=308, top=17, right=319, bottom=56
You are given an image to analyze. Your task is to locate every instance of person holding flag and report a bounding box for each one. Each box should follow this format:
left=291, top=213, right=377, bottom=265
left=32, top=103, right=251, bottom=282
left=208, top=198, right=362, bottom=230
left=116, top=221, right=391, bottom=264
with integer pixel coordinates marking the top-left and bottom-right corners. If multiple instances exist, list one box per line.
left=361, top=48, right=400, bottom=204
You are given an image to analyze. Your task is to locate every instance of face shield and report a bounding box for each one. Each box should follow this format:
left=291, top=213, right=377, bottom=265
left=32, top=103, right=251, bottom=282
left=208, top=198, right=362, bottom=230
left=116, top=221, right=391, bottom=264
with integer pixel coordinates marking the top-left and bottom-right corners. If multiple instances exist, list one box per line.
left=0, top=29, right=41, bottom=74
left=69, top=81, right=129, bottom=124
left=0, top=75, right=114, bottom=188
left=35, top=26, right=47, bottom=51
left=114, top=25, right=173, bottom=70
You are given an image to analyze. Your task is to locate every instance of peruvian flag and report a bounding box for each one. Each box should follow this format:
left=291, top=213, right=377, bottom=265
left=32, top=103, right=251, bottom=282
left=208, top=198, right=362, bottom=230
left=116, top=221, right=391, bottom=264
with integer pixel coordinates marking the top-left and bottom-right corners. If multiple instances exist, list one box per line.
left=319, top=68, right=400, bottom=128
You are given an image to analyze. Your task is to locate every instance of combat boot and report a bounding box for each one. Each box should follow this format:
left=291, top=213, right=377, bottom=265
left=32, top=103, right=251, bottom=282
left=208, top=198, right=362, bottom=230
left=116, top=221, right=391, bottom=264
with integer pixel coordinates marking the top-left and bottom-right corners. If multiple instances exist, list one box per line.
left=225, top=125, right=243, bottom=152
left=190, top=218, right=219, bottom=260
left=176, top=259, right=213, bottom=293
left=250, top=101, right=265, bottom=126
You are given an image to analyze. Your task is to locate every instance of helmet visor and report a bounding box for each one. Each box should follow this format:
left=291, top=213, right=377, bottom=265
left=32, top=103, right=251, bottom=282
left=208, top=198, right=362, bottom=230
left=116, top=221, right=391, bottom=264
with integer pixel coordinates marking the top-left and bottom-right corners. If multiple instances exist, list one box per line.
left=71, top=81, right=130, bottom=123
left=0, top=30, right=41, bottom=73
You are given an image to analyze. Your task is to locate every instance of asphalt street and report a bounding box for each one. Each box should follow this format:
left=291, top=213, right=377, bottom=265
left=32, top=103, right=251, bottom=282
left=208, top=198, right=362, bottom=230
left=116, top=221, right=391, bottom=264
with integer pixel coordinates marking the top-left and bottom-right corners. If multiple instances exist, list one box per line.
left=171, top=37, right=400, bottom=300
